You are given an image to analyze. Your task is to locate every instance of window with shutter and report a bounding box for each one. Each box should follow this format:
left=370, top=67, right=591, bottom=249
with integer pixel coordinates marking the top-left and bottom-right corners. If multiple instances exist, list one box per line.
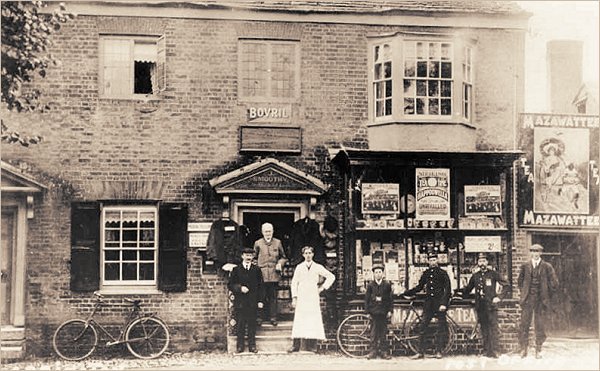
left=70, top=202, right=100, bottom=292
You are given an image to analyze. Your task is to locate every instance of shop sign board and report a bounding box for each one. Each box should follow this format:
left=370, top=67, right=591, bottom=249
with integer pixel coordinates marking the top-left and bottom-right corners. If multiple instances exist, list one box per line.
left=464, top=236, right=502, bottom=252
left=240, top=125, right=301, bottom=153
left=392, top=306, right=476, bottom=325
left=415, top=168, right=450, bottom=220
left=246, top=104, right=292, bottom=124
left=517, top=113, right=599, bottom=228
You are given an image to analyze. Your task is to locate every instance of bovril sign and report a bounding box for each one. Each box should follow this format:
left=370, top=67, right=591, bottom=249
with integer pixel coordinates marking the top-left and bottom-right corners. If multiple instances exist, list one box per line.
left=247, top=104, right=291, bottom=123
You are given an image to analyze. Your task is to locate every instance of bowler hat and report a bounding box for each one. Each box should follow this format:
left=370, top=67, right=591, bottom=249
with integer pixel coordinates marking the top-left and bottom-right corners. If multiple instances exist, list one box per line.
left=427, top=252, right=438, bottom=259
left=530, top=244, right=544, bottom=252
left=372, top=264, right=385, bottom=271
left=241, top=247, right=255, bottom=254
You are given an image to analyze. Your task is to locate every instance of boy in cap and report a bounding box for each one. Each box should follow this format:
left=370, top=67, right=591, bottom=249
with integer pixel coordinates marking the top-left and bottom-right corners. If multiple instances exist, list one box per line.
left=402, top=252, right=451, bottom=359
left=365, top=264, right=394, bottom=359
left=459, top=253, right=508, bottom=358
left=517, top=244, right=558, bottom=358
left=228, top=247, right=265, bottom=353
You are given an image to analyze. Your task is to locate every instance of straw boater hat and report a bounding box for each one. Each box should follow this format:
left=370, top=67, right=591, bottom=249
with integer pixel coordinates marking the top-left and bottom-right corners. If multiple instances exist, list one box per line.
left=539, top=137, right=565, bottom=157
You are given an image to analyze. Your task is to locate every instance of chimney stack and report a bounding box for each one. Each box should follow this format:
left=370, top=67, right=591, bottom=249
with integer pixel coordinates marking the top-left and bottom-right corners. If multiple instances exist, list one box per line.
left=547, top=40, right=583, bottom=113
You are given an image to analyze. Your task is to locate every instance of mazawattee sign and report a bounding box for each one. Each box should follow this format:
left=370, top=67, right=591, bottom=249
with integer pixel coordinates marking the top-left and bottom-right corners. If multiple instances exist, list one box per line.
left=517, top=113, right=599, bottom=228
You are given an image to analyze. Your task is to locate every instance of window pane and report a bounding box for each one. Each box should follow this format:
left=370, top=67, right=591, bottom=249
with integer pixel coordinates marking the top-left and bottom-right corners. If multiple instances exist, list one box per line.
left=385, top=81, right=392, bottom=98
left=416, top=42, right=425, bottom=59
left=105, top=230, right=119, bottom=242
left=441, top=43, right=452, bottom=60
left=374, top=45, right=380, bottom=62
left=404, top=79, right=415, bottom=96
left=404, top=98, right=415, bottom=114
left=441, top=81, right=452, bottom=97
left=134, top=61, right=154, bottom=94
left=374, top=64, right=382, bottom=80
left=105, top=250, right=120, bottom=261
left=385, top=99, right=392, bottom=116
left=105, top=211, right=120, bottom=228
left=375, top=82, right=383, bottom=99
left=416, top=98, right=425, bottom=114
left=428, top=81, right=439, bottom=97
left=429, top=61, right=439, bottom=78
left=140, top=264, right=154, bottom=280
left=376, top=101, right=384, bottom=117
left=122, top=263, right=137, bottom=280
left=441, top=62, right=452, bottom=78
left=417, top=61, right=427, bottom=77
left=404, top=60, right=415, bottom=77
left=105, top=263, right=119, bottom=281
left=140, top=250, right=154, bottom=261
left=140, top=229, right=154, bottom=241
left=384, top=62, right=392, bottom=79
left=123, top=230, right=137, bottom=242
left=416, top=80, right=427, bottom=96
left=140, top=212, right=155, bottom=227
left=441, top=99, right=452, bottom=115
left=122, top=250, right=137, bottom=261
left=429, top=42, right=439, bottom=60
left=429, top=99, right=439, bottom=115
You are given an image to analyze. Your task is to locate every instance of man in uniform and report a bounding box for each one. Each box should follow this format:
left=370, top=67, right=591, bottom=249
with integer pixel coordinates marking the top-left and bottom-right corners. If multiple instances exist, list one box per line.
left=517, top=244, right=559, bottom=359
left=365, top=264, right=394, bottom=360
left=403, top=252, right=451, bottom=359
left=459, top=253, right=508, bottom=358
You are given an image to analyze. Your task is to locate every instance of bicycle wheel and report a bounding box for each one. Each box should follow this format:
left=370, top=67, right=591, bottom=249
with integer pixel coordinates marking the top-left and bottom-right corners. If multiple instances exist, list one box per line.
left=405, top=318, right=455, bottom=355
left=53, top=319, right=98, bottom=361
left=336, top=313, right=372, bottom=358
left=125, top=316, right=170, bottom=359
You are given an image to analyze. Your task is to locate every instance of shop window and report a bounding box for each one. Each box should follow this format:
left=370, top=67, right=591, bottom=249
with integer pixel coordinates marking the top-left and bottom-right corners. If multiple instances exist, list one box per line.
left=99, top=35, right=166, bottom=98
left=369, top=36, right=474, bottom=124
left=70, top=202, right=187, bottom=293
left=238, top=39, right=300, bottom=101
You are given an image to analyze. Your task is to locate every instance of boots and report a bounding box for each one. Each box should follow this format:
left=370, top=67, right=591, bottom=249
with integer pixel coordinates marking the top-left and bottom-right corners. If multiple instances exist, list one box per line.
left=288, top=338, right=300, bottom=353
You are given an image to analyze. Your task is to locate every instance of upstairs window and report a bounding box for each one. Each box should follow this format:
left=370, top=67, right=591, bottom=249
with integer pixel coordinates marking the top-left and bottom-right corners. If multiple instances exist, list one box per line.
left=99, top=35, right=166, bottom=98
left=368, top=36, right=474, bottom=124
left=239, top=40, right=300, bottom=101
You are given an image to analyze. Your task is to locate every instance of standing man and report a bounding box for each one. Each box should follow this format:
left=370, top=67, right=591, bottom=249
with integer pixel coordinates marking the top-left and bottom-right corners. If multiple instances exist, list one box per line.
left=517, top=244, right=559, bottom=359
left=460, top=253, right=508, bottom=358
left=254, top=222, right=287, bottom=326
left=228, top=248, right=264, bottom=353
left=365, top=264, right=394, bottom=360
left=402, top=252, right=451, bottom=359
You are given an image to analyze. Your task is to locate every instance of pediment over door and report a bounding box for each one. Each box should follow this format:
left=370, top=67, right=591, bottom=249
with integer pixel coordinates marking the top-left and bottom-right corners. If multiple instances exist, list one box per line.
left=209, top=158, right=328, bottom=196
left=1, top=161, right=47, bottom=193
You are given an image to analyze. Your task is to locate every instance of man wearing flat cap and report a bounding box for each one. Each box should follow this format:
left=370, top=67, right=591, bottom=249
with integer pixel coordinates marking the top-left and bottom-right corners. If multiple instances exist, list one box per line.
left=459, top=253, right=508, bottom=358
left=517, top=244, right=559, bottom=359
left=365, top=264, right=394, bottom=359
left=403, top=252, right=451, bottom=359
left=228, top=247, right=265, bottom=353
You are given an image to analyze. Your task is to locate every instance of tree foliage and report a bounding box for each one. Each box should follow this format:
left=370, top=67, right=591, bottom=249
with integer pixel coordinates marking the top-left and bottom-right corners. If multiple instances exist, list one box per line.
left=1, top=1, right=74, bottom=146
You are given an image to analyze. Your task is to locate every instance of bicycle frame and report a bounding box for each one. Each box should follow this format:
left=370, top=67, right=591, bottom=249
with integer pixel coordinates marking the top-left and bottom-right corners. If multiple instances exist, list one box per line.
left=82, top=299, right=146, bottom=346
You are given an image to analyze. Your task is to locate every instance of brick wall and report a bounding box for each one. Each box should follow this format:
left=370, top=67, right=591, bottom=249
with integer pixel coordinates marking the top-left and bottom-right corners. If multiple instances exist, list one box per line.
left=2, top=12, right=525, bottom=357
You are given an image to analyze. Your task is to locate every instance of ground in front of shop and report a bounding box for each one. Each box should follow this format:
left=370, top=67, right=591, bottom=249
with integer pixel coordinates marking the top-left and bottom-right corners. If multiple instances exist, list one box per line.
left=2, top=338, right=598, bottom=370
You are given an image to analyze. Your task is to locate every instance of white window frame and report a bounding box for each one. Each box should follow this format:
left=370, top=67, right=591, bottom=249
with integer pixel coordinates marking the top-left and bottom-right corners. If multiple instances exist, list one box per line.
left=462, top=46, right=473, bottom=121
left=100, top=205, right=158, bottom=290
left=367, top=34, right=474, bottom=126
left=238, top=39, right=300, bottom=102
left=99, top=35, right=165, bottom=100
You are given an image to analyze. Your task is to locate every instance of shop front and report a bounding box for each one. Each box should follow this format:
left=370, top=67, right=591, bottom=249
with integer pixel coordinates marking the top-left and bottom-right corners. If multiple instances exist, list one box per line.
left=331, top=148, right=523, bottom=354
left=517, top=113, right=600, bottom=339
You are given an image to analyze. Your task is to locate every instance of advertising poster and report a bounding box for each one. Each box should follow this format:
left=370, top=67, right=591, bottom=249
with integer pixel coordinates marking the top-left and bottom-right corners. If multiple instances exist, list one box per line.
left=464, top=185, right=502, bottom=216
left=518, top=113, right=599, bottom=228
left=415, top=168, right=450, bottom=220
left=361, top=183, right=400, bottom=214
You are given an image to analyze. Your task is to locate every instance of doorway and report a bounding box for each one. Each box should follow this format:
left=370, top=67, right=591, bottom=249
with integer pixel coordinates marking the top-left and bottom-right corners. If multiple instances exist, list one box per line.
left=532, top=233, right=599, bottom=338
left=1, top=209, right=16, bottom=325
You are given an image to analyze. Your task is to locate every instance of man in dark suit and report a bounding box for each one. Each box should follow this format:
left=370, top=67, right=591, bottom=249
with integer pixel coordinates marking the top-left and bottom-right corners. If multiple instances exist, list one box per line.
left=228, top=247, right=265, bottom=353
left=460, top=253, right=508, bottom=358
left=365, top=264, right=394, bottom=360
left=403, top=252, right=451, bottom=359
left=517, top=244, right=559, bottom=359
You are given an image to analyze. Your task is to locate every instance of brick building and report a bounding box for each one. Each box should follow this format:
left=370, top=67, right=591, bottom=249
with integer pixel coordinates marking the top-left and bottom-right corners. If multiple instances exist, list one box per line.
left=1, top=0, right=534, bottom=360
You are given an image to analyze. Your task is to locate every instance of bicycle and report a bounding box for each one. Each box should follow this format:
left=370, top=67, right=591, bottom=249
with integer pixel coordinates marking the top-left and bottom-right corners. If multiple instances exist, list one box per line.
left=336, top=296, right=480, bottom=358
left=53, top=292, right=170, bottom=361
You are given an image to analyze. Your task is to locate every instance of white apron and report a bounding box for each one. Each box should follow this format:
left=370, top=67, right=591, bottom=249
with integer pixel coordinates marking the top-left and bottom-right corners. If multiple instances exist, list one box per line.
left=290, top=261, right=335, bottom=339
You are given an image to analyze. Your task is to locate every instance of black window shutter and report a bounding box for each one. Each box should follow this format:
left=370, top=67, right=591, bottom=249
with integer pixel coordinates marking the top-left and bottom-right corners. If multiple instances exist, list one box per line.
left=158, top=203, right=188, bottom=292
left=70, top=202, right=100, bottom=292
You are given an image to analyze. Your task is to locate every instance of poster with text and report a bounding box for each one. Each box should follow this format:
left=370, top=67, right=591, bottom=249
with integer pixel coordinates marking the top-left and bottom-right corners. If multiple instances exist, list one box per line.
left=416, top=168, right=450, bottom=220
left=465, top=185, right=502, bottom=216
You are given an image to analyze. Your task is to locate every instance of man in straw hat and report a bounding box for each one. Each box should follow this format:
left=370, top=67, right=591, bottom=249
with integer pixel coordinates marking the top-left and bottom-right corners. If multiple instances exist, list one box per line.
left=517, top=244, right=559, bottom=359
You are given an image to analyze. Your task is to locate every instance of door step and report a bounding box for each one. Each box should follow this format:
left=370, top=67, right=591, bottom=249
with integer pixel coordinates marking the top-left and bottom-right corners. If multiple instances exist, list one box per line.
left=0, top=327, right=25, bottom=361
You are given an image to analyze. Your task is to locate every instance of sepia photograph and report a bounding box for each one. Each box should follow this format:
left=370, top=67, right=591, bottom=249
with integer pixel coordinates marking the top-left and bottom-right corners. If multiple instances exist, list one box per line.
left=1, top=1, right=598, bottom=370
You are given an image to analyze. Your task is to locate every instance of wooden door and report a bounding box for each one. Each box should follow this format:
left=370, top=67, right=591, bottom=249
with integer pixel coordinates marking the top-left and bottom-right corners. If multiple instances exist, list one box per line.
left=1, top=210, right=15, bottom=325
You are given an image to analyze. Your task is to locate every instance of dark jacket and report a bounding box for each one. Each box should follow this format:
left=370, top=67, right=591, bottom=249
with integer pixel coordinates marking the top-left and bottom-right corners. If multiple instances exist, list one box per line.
left=405, top=266, right=451, bottom=307
left=462, top=268, right=509, bottom=305
left=206, top=219, right=244, bottom=265
left=365, top=280, right=394, bottom=316
left=228, top=263, right=265, bottom=311
left=517, top=260, right=559, bottom=307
